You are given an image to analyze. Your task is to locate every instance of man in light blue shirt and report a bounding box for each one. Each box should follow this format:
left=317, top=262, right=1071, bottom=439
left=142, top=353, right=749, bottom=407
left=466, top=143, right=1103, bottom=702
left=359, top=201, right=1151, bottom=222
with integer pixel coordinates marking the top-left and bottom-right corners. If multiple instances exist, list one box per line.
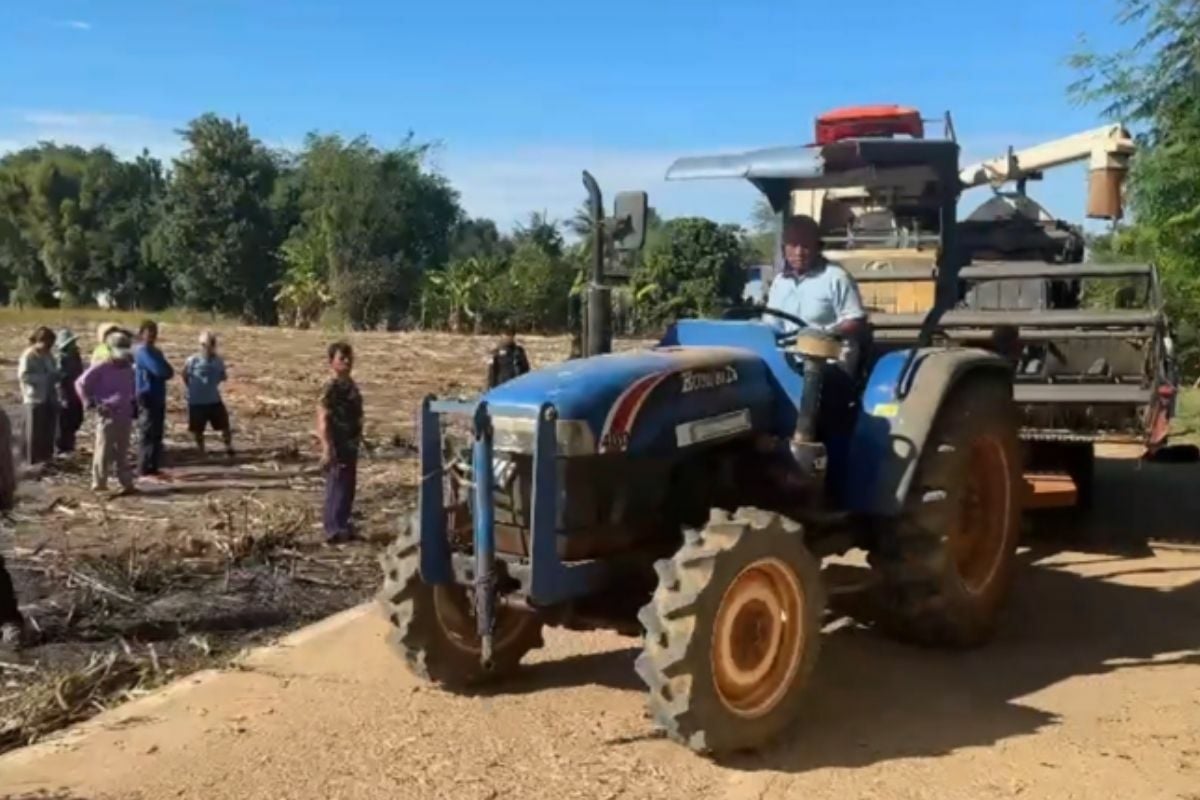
left=765, top=214, right=869, bottom=450
left=764, top=215, right=866, bottom=340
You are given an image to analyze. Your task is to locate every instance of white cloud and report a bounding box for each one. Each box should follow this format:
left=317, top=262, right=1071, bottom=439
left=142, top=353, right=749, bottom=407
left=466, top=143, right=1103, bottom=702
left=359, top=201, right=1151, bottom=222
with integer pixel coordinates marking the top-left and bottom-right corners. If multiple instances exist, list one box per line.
left=0, top=109, right=183, bottom=161
left=54, top=19, right=92, bottom=31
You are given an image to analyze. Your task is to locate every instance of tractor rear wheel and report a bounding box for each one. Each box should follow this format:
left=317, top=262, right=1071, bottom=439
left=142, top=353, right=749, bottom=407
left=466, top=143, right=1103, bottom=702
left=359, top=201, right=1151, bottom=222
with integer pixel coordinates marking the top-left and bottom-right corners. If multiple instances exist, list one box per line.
left=379, top=513, right=544, bottom=688
left=869, top=374, right=1022, bottom=647
left=636, top=508, right=824, bottom=755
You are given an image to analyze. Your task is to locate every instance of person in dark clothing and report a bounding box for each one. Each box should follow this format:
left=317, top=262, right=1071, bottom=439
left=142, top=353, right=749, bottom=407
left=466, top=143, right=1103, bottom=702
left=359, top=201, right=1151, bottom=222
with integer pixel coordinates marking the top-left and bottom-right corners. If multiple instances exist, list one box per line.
left=0, top=555, right=25, bottom=649
left=486, top=323, right=531, bottom=388
left=54, top=328, right=85, bottom=455
left=133, top=320, right=174, bottom=477
left=317, top=342, right=363, bottom=543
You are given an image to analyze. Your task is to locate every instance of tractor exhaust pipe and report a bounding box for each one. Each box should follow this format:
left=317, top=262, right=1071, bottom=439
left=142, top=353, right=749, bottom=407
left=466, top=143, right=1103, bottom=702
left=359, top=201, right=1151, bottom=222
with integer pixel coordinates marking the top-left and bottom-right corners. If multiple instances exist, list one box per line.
left=582, top=171, right=613, bottom=357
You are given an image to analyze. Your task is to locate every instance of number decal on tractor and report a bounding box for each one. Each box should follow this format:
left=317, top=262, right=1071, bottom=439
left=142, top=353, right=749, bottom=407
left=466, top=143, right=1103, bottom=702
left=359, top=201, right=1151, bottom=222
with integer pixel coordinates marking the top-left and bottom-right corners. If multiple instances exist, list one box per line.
left=600, top=431, right=631, bottom=451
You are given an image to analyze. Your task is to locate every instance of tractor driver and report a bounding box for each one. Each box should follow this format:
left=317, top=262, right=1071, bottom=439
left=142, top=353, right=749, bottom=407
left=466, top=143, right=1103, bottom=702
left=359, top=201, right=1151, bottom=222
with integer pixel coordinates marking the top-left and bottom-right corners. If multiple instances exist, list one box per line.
left=763, top=214, right=868, bottom=371
left=764, top=214, right=868, bottom=443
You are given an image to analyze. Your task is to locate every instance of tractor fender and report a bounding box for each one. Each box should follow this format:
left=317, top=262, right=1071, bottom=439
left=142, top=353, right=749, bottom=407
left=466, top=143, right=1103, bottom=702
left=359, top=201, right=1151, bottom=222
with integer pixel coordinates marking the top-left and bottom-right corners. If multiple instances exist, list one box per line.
left=846, top=347, right=1012, bottom=517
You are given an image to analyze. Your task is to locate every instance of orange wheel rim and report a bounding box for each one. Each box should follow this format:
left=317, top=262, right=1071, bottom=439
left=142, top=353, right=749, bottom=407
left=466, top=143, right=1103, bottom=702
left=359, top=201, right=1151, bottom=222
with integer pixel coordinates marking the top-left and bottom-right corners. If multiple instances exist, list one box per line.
left=711, top=557, right=806, bottom=719
left=949, top=434, right=1013, bottom=595
left=433, top=585, right=528, bottom=655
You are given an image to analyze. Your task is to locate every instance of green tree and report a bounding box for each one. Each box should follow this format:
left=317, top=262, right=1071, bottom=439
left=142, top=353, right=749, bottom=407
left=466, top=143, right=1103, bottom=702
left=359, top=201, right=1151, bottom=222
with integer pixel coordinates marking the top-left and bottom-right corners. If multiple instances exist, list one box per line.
left=82, top=149, right=171, bottom=308
left=504, top=242, right=574, bottom=331
left=154, top=114, right=283, bottom=322
left=0, top=144, right=168, bottom=307
left=450, top=216, right=512, bottom=262
left=1070, top=0, right=1200, bottom=375
left=512, top=211, right=564, bottom=259
left=631, top=217, right=745, bottom=329
left=278, top=133, right=460, bottom=328
left=745, top=198, right=778, bottom=265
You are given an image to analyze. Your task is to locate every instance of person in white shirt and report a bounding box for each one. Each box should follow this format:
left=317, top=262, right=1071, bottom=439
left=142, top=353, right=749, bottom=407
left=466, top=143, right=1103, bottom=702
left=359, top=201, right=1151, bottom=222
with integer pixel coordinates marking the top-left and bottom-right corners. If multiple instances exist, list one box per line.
left=17, top=326, right=59, bottom=465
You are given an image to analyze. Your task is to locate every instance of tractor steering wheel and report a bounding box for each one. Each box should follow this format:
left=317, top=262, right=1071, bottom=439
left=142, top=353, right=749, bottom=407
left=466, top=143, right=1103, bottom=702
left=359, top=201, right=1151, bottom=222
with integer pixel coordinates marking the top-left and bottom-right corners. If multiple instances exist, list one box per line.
left=723, top=305, right=810, bottom=345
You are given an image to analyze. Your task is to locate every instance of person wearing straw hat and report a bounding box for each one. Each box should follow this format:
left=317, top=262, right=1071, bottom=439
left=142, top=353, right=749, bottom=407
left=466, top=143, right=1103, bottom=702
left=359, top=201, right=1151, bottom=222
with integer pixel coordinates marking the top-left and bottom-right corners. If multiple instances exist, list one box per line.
left=17, top=326, right=59, bottom=465
left=54, top=328, right=85, bottom=455
left=182, top=330, right=233, bottom=457
left=76, top=330, right=137, bottom=495
left=91, top=322, right=120, bottom=366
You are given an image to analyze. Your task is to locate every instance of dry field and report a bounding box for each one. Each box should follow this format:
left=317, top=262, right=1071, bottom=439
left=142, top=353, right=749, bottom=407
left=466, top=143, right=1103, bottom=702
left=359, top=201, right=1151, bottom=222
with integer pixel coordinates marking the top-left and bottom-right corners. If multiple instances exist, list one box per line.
left=0, top=312, right=577, bottom=754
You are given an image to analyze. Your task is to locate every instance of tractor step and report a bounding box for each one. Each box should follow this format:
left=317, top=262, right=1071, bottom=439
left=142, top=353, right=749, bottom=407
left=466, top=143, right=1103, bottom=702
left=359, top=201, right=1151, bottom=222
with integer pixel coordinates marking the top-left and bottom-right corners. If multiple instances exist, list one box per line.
left=1022, top=472, right=1078, bottom=510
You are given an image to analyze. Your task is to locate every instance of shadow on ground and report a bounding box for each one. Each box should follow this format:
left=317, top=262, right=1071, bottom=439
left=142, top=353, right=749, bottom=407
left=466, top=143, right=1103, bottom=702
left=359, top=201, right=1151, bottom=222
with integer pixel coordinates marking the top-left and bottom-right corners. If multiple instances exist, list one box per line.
left=1027, top=455, right=1200, bottom=554
left=491, top=453, right=1200, bottom=773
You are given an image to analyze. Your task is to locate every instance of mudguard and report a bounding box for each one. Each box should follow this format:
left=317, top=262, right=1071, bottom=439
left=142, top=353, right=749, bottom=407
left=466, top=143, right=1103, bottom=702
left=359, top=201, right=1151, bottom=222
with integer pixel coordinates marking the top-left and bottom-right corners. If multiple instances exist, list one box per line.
left=845, top=348, right=1012, bottom=516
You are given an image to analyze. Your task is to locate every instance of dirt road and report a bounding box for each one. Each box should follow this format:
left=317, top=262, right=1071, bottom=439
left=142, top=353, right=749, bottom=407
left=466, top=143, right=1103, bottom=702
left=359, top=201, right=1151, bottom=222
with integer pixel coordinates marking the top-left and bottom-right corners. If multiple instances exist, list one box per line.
left=2, top=453, right=1198, bottom=800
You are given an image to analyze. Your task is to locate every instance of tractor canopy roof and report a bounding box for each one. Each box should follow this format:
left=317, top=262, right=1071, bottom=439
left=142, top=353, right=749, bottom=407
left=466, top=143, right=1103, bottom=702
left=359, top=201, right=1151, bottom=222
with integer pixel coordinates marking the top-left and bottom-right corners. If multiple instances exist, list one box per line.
left=664, top=137, right=961, bottom=210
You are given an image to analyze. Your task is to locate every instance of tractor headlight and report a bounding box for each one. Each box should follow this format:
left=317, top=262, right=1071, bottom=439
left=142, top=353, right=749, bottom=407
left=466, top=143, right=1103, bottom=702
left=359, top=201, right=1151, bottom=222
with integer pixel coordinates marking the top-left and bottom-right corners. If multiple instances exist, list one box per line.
left=491, top=416, right=596, bottom=457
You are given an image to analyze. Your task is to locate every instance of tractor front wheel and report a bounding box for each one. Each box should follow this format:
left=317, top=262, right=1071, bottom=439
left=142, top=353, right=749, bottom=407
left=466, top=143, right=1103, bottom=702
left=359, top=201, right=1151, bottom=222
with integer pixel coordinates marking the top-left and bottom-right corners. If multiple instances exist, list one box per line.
left=869, top=374, right=1022, bottom=647
left=636, top=508, right=824, bottom=755
left=379, top=513, right=544, bottom=688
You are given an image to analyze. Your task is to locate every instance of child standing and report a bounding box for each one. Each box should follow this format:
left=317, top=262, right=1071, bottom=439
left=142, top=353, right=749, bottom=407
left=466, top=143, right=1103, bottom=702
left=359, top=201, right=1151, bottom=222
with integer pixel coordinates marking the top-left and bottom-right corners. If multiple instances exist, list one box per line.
left=17, top=326, right=59, bottom=465
left=316, top=342, right=362, bottom=543
left=182, top=330, right=233, bottom=456
left=76, top=331, right=137, bottom=495
left=486, top=322, right=531, bottom=388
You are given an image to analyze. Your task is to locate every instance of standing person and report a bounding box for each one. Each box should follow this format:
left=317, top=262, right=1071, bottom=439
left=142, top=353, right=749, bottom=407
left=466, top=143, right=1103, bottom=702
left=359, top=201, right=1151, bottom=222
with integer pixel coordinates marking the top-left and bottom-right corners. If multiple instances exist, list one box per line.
left=76, top=330, right=137, bottom=495
left=182, top=330, right=233, bottom=457
left=316, top=342, right=362, bottom=543
left=0, top=405, right=20, bottom=649
left=0, top=554, right=25, bottom=650
left=91, top=322, right=119, bottom=366
left=54, top=329, right=85, bottom=455
left=486, top=323, right=531, bottom=389
left=17, top=326, right=59, bottom=465
left=133, top=320, right=173, bottom=477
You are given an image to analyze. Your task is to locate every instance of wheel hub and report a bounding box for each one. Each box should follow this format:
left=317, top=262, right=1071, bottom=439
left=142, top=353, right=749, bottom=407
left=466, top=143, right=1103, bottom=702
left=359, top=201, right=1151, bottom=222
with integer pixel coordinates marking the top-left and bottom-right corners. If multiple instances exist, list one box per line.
left=433, top=585, right=528, bottom=656
left=711, top=558, right=806, bottom=719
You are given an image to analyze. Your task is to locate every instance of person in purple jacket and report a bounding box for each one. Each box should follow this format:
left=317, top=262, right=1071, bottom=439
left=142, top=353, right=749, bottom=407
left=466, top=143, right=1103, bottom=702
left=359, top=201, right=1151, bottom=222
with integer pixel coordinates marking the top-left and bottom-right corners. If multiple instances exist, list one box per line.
left=76, top=330, right=137, bottom=495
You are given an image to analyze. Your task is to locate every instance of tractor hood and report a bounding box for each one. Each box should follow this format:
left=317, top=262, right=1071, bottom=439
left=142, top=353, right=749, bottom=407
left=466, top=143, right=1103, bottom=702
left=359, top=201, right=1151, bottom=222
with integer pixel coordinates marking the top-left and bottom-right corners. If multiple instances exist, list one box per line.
left=483, top=345, right=779, bottom=455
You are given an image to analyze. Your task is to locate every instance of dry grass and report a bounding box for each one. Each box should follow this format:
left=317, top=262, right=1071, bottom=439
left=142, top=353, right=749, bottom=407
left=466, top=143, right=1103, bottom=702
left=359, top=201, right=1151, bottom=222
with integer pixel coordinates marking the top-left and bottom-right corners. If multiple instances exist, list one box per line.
left=0, top=315, right=593, bottom=754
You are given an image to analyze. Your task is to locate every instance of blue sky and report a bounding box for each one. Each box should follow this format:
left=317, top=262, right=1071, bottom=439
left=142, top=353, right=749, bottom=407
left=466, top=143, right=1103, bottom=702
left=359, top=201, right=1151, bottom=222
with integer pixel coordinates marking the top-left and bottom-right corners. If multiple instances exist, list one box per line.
left=0, top=1, right=1135, bottom=231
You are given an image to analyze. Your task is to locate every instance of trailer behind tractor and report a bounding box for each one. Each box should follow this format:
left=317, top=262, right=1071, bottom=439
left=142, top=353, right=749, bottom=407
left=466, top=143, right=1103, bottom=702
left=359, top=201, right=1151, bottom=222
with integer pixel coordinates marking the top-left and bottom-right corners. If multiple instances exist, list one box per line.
left=796, top=106, right=1178, bottom=510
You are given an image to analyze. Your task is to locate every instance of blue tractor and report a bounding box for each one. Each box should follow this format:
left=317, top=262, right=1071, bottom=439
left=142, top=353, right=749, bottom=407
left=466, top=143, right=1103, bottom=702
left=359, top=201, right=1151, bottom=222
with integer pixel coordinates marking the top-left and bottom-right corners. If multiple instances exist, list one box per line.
left=380, top=133, right=1022, bottom=755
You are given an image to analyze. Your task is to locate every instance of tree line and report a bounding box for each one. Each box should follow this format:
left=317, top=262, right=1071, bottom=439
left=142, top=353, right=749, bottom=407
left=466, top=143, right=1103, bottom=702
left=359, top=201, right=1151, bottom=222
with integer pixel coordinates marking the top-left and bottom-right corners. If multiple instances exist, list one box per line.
left=0, top=114, right=768, bottom=333
left=1072, top=0, right=1200, bottom=376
